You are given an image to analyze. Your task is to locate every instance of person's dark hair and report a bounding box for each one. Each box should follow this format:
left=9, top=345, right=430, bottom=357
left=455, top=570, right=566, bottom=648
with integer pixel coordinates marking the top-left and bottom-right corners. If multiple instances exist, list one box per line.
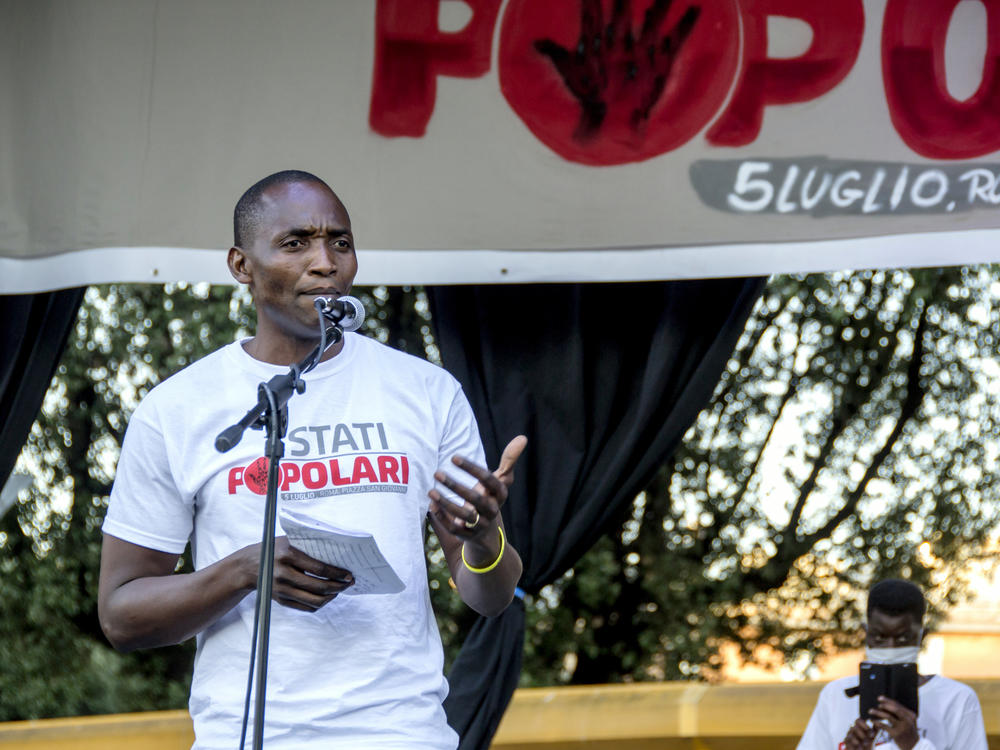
left=867, top=578, right=926, bottom=622
left=233, top=170, right=329, bottom=247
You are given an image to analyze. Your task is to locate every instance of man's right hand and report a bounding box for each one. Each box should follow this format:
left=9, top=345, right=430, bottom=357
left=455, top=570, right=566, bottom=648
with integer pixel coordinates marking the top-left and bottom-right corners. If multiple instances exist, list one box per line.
left=844, top=718, right=876, bottom=750
left=268, top=536, right=353, bottom=611
left=99, top=533, right=352, bottom=653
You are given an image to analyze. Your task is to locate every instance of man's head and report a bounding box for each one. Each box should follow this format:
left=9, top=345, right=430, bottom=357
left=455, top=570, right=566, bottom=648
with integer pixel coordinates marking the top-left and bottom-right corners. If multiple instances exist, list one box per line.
left=233, top=169, right=331, bottom=249
left=864, top=578, right=926, bottom=649
left=228, top=171, right=357, bottom=356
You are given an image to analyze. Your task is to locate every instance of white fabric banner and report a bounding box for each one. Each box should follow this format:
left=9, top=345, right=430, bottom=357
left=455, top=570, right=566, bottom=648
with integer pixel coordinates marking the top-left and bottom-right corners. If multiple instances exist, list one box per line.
left=3, top=0, right=1000, bottom=292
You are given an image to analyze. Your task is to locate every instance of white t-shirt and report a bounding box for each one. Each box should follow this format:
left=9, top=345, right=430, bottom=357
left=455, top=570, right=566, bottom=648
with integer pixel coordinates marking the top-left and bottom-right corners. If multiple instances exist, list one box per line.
left=104, top=333, right=486, bottom=750
left=796, top=674, right=988, bottom=750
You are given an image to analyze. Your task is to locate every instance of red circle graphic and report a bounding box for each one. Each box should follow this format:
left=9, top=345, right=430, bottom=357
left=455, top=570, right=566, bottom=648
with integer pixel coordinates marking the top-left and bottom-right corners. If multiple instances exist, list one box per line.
left=243, top=457, right=269, bottom=496
left=499, top=0, right=741, bottom=165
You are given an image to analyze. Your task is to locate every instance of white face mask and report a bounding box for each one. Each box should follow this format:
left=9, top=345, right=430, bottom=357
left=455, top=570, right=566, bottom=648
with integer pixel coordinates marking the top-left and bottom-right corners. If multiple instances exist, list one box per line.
left=865, top=645, right=921, bottom=664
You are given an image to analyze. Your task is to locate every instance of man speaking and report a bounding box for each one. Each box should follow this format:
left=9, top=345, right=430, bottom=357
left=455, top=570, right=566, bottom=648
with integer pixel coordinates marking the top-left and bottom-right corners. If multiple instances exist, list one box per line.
left=98, top=170, right=525, bottom=749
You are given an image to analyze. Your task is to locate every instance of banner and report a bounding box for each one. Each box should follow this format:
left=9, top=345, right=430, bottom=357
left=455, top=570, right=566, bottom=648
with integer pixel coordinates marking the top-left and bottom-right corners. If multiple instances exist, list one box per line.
left=3, top=0, right=1000, bottom=292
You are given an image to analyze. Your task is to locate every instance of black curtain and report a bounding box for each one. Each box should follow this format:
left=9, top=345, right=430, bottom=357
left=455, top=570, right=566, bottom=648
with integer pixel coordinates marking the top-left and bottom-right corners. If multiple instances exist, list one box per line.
left=0, top=289, right=86, bottom=492
left=429, top=278, right=765, bottom=749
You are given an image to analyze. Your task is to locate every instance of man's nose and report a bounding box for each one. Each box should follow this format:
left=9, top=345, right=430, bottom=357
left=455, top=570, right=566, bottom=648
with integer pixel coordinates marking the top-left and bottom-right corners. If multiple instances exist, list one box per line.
left=308, top=241, right=337, bottom=274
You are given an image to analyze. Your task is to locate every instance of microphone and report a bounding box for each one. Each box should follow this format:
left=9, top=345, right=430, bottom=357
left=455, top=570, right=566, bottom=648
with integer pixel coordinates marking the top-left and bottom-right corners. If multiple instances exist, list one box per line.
left=314, top=295, right=365, bottom=332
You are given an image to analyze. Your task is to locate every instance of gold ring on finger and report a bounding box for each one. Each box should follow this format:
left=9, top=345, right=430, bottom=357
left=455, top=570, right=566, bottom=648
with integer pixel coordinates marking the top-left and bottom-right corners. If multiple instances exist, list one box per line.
left=464, top=510, right=480, bottom=530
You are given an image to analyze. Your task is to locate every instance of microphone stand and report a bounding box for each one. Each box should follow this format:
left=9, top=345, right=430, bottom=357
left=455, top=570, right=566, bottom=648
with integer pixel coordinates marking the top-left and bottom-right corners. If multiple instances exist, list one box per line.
left=215, top=301, right=344, bottom=750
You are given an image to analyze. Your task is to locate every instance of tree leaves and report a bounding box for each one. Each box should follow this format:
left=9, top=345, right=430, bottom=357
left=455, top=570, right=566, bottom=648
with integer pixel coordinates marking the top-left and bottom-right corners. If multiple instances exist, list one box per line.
left=0, top=282, right=446, bottom=720
left=1, top=282, right=254, bottom=719
left=3, top=268, right=1000, bottom=717
left=520, top=266, right=1000, bottom=685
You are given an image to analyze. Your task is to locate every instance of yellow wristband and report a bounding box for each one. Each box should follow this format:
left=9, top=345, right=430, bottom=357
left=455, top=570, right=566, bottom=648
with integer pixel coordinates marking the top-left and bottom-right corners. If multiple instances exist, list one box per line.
left=461, top=526, right=505, bottom=574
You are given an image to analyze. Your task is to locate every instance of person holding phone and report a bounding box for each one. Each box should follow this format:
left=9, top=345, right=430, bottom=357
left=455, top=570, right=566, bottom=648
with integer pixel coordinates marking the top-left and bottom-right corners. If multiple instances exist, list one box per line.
left=796, top=579, right=988, bottom=750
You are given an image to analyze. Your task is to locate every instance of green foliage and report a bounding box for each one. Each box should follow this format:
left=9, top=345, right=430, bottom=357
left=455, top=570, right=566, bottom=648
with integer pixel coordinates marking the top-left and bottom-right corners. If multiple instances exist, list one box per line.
left=521, top=266, right=1000, bottom=686
left=0, top=282, right=445, bottom=720
left=1, top=282, right=253, bottom=720
left=4, top=267, right=1000, bottom=720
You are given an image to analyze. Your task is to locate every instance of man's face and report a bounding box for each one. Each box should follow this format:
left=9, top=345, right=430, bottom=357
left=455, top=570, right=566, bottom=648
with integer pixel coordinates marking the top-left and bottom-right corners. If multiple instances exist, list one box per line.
left=864, top=608, right=924, bottom=649
left=230, top=180, right=358, bottom=344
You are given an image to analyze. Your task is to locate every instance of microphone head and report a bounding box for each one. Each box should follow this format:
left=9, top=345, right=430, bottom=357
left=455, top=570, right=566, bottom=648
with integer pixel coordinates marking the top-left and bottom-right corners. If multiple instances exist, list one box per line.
left=314, top=295, right=365, bottom=332
left=335, top=295, right=366, bottom=332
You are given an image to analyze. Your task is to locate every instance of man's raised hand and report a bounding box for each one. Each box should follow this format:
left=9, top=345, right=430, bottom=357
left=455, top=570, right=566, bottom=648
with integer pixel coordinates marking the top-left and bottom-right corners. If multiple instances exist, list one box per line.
left=428, top=435, right=527, bottom=541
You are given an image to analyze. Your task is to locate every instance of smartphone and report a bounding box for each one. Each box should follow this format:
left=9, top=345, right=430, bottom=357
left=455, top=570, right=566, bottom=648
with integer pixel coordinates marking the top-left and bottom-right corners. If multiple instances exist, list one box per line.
left=859, top=662, right=919, bottom=719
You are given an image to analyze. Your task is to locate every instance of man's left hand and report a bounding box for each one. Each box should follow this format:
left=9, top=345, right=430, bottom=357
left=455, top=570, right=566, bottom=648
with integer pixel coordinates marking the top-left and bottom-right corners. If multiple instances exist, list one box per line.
left=429, top=435, right=526, bottom=543
left=868, top=696, right=920, bottom=750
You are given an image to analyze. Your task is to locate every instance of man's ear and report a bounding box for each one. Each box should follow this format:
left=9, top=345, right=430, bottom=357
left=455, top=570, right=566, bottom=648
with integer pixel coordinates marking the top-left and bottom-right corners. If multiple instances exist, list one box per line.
left=228, top=246, right=252, bottom=285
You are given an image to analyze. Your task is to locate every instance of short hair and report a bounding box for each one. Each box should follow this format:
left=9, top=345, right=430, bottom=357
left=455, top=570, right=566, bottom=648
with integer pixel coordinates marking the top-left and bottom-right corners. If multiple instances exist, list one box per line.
left=867, top=579, right=926, bottom=622
left=233, top=170, right=330, bottom=247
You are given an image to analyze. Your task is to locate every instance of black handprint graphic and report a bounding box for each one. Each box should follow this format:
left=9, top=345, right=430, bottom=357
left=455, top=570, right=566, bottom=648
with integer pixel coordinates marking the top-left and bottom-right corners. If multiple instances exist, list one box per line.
left=534, top=0, right=701, bottom=141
